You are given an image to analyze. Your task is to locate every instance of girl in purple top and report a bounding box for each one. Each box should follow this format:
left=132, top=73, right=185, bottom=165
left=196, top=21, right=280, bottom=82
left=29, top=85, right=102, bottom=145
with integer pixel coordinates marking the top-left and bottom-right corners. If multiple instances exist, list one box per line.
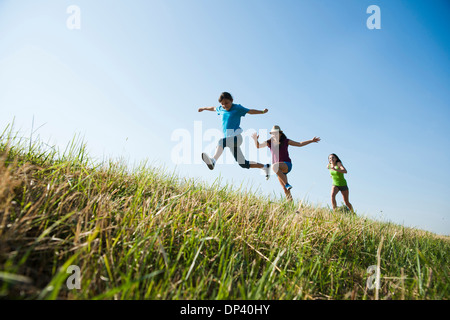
left=252, top=125, right=320, bottom=201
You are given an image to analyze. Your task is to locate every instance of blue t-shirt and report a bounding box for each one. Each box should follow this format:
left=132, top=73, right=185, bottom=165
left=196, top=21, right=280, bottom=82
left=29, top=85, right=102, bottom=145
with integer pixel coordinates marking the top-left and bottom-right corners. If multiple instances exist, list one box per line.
left=216, top=104, right=249, bottom=137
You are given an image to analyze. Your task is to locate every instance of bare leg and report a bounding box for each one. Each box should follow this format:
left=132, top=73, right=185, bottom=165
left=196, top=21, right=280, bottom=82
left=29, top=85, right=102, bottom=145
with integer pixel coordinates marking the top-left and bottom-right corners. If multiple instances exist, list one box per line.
left=331, top=186, right=339, bottom=211
left=249, top=162, right=264, bottom=169
left=341, top=189, right=354, bottom=213
left=213, top=145, right=224, bottom=161
left=278, top=175, right=292, bottom=201
left=273, top=162, right=291, bottom=201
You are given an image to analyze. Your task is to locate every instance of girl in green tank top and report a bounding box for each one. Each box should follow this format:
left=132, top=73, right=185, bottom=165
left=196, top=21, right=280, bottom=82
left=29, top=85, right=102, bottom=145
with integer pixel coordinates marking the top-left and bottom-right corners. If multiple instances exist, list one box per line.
left=329, top=166, right=347, bottom=187
left=328, top=154, right=354, bottom=213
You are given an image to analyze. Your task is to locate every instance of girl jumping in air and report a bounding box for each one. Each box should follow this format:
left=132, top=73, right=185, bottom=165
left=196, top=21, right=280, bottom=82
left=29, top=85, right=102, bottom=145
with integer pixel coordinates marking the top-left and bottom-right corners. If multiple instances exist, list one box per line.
left=252, top=125, right=320, bottom=201
left=327, top=153, right=354, bottom=213
left=198, top=92, right=271, bottom=178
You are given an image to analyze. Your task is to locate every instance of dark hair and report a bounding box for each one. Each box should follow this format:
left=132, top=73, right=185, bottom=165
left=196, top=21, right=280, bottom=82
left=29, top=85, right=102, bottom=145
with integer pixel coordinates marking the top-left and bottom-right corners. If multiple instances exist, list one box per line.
left=218, top=92, right=233, bottom=103
left=329, top=153, right=343, bottom=165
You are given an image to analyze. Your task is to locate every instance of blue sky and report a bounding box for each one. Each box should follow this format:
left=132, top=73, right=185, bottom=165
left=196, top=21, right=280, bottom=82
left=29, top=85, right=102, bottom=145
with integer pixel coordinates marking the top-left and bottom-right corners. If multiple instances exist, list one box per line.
left=0, top=0, right=449, bottom=235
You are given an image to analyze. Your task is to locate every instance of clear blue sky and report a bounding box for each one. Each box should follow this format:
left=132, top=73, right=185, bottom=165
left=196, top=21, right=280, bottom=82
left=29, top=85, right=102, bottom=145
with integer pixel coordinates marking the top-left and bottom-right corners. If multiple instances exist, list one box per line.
left=1, top=0, right=449, bottom=235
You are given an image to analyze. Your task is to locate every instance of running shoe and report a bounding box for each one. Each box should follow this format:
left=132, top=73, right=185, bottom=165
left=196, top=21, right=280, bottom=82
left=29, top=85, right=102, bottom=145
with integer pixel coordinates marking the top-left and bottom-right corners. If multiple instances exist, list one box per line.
left=285, top=183, right=293, bottom=191
left=201, top=153, right=215, bottom=170
left=262, top=164, right=270, bottom=180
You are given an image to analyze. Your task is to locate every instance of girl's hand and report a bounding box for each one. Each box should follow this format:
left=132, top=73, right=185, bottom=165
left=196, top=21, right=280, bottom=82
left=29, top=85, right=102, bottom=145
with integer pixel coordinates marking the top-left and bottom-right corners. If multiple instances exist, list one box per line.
left=312, top=136, right=321, bottom=143
left=198, top=108, right=204, bottom=112
left=263, top=108, right=268, bottom=114
left=251, top=132, right=259, bottom=141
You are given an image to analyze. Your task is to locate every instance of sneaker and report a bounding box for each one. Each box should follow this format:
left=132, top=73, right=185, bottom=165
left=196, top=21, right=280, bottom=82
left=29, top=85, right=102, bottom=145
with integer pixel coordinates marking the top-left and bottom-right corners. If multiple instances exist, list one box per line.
left=262, top=164, right=270, bottom=180
left=201, top=153, right=215, bottom=170
left=285, top=183, right=293, bottom=191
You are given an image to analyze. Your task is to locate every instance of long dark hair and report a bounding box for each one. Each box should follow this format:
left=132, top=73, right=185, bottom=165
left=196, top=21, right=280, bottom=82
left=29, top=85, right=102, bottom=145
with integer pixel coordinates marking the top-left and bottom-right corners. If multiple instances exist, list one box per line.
left=329, top=153, right=343, bottom=165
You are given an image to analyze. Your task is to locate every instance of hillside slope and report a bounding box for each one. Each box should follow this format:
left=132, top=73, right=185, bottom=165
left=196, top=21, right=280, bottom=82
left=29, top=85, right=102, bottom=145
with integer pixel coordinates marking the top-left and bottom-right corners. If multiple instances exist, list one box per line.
left=0, top=132, right=449, bottom=300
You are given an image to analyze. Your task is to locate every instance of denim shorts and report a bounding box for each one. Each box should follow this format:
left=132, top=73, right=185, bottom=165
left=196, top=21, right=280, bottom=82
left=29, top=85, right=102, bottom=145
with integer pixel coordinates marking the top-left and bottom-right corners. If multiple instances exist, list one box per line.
left=284, top=162, right=292, bottom=174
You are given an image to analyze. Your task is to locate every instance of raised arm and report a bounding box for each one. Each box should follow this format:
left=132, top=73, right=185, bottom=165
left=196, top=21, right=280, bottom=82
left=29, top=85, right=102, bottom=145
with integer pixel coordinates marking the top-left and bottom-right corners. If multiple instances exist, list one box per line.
left=247, top=108, right=268, bottom=115
left=198, top=106, right=216, bottom=112
left=288, top=136, right=321, bottom=147
left=251, top=133, right=268, bottom=148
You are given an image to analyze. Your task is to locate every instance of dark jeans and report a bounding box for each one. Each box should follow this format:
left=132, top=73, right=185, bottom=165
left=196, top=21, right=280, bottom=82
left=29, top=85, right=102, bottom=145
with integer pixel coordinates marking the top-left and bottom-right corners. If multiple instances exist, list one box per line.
left=218, top=134, right=250, bottom=169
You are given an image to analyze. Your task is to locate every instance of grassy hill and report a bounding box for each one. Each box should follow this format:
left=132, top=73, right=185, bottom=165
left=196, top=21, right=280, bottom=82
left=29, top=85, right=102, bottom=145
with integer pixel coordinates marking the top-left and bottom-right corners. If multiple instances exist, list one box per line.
left=0, top=127, right=449, bottom=300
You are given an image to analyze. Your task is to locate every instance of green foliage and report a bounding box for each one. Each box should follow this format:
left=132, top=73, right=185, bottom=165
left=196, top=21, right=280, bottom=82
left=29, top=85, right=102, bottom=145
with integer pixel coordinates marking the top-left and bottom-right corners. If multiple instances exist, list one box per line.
left=0, top=124, right=449, bottom=300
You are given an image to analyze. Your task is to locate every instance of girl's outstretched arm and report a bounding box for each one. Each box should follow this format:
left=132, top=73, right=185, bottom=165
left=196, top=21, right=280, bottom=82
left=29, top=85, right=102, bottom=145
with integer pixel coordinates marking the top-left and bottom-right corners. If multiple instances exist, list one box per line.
left=289, top=137, right=321, bottom=147
left=247, top=108, right=268, bottom=115
left=251, top=133, right=268, bottom=149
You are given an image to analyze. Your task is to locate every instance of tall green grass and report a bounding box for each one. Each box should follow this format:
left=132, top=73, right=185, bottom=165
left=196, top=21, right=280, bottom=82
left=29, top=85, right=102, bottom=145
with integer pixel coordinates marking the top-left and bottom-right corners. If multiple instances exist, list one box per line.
left=0, top=124, right=449, bottom=300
